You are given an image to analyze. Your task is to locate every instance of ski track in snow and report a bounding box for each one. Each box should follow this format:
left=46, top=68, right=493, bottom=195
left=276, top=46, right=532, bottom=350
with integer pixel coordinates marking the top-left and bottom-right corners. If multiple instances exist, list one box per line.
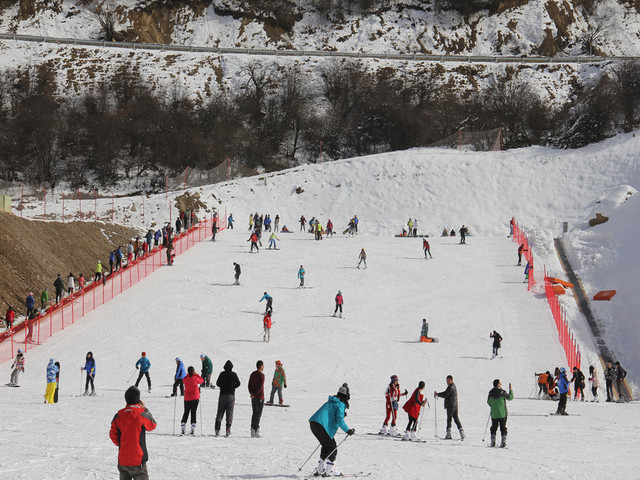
left=1, top=229, right=638, bottom=479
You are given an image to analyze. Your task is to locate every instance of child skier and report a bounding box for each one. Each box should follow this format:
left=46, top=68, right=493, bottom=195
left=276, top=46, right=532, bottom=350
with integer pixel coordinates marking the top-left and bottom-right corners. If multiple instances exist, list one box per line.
left=402, top=381, right=427, bottom=441
left=357, top=248, right=367, bottom=269
left=297, top=265, right=305, bottom=287
left=8, top=349, right=25, bottom=386
left=263, top=311, right=272, bottom=342
left=380, top=375, right=408, bottom=436
left=332, top=291, right=343, bottom=318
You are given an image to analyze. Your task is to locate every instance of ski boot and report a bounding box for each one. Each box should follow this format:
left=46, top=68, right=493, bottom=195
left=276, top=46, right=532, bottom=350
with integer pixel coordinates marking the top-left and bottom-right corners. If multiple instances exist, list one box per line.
left=254, top=427, right=261, bottom=438
left=215, top=430, right=220, bottom=437
left=314, top=458, right=326, bottom=476
left=389, top=425, right=398, bottom=436
left=444, top=429, right=452, bottom=440
left=379, top=425, right=389, bottom=435
left=500, top=435, right=507, bottom=448
left=89, top=389, right=96, bottom=396
left=410, top=431, right=419, bottom=441
left=459, top=428, right=466, bottom=440
left=225, top=428, right=231, bottom=437
left=190, top=423, right=196, bottom=435
left=490, top=435, right=496, bottom=447
left=181, top=423, right=186, bottom=435
left=324, top=461, right=342, bottom=476
left=83, top=389, right=89, bottom=396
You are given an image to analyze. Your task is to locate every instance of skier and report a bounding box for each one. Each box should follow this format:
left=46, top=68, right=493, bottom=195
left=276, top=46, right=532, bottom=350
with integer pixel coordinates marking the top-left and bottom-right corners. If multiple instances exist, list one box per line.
left=248, top=231, right=260, bottom=252
left=249, top=214, right=254, bottom=231
left=615, top=361, right=628, bottom=402
left=263, top=311, right=272, bottom=342
left=94, top=260, right=103, bottom=282
left=40, top=288, right=49, bottom=311
left=459, top=225, right=469, bottom=244
left=166, top=240, right=174, bottom=266
left=434, top=375, right=465, bottom=440
left=181, top=366, right=204, bottom=435
left=4, top=306, right=15, bottom=330
left=326, top=219, right=333, bottom=237
left=524, top=259, right=532, bottom=282
left=115, top=246, right=123, bottom=271
left=267, top=360, right=287, bottom=405
left=509, top=217, right=515, bottom=237
left=211, top=218, right=218, bottom=241
left=248, top=360, right=265, bottom=438
left=517, top=244, right=527, bottom=266
left=260, top=292, right=273, bottom=314
left=315, top=221, right=323, bottom=240
left=44, top=358, right=59, bottom=404
left=127, top=241, right=134, bottom=265
left=379, top=375, right=408, bottom=436
left=81, top=351, right=97, bottom=396
left=309, top=383, right=354, bottom=476
left=54, top=361, right=61, bottom=403
left=535, top=371, right=552, bottom=399
left=402, top=381, right=427, bottom=441
left=604, top=361, right=616, bottom=402
left=145, top=229, right=153, bottom=251
left=556, top=367, right=569, bottom=415
left=200, top=354, right=213, bottom=388
left=78, top=274, right=85, bottom=291
left=299, top=215, right=306, bottom=233
left=154, top=230, right=161, bottom=247
left=67, top=272, right=75, bottom=295
left=109, top=250, right=116, bottom=274
left=264, top=215, right=272, bottom=232
left=413, top=219, right=418, bottom=237
left=233, top=262, right=241, bottom=285
left=423, top=238, right=432, bottom=259
left=571, top=366, right=585, bottom=401
left=357, top=248, right=367, bottom=269
left=109, top=386, right=157, bottom=480
left=171, top=357, right=186, bottom=397
left=25, top=292, right=35, bottom=318
left=490, top=330, right=502, bottom=358
left=353, top=215, right=359, bottom=234
left=8, top=348, right=25, bottom=386
left=407, top=219, right=414, bottom=237
left=267, top=232, right=279, bottom=249
left=215, top=360, right=241, bottom=436
left=134, top=352, right=151, bottom=393
left=297, top=265, right=305, bottom=287
left=588, top=365, right=601, bottom=402
left=332, top=291, right=343, bottom=318
left=487, top=379, right=513, bottom=447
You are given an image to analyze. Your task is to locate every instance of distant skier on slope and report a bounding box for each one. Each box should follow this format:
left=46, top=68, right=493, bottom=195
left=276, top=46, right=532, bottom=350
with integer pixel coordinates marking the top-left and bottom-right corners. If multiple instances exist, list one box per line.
left=309, top=383, right=354, bottom=477
left=268, top=232, right=279, bottom=249
left=298, top=265, right=305, bottom=287
left=423, top=238, right=432, bottom=259
left=171, top=357, right=186, bottom=397
left=379, top=375, right=408, bottom=436
left=81, top=351, right=97, bottom=396
left=490, top=331, right=502, bottom=358
left=487, top=379, right=513, bottom=447
left=357, top=248, right=367, bottom=269
left=267, top=360, right=287, bottom=405
left=332, top=291, right=343, bottom=318
left=263, top=311, right=272, bottom=342
left=200, top=354, right=213, bottom=388
left=134, top=352, right=151, bottom=393
left=459, top=225, right=469, bottom=244
left=233, top=262, right=241, bottom=285
left=555, top=367, right=570, bottom=415
left=248, top=231, right=259, bottom=252
left=517, top=244, right=527, bottom=266
left=260, top=292, right=273, bottom=314
left=8, top=349, right=25, bottom=386
left=524, top=259, right=532, bottom=282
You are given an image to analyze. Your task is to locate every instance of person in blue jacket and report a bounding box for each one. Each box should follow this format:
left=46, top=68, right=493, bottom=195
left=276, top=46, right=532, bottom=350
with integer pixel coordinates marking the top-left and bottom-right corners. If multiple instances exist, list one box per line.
left=297, top=266, right=305, bottom=287
left=25, top=292, right=36, bottom=318
left=309, top=383, right=355, bottom=477
left=172, top=357, right=186, bottom=397
left=154, top=229, right=161, bottom=247
left=81, top=351, right=96, bottom=396
left=260, top=292, right=273, bottom=314
left=135, top=352, right=151, bottom=393
left=228, top=213, right=234, bottom=229
left=115, top=246, right=123, bottom=271
left=556, top=367, right=570, bottom=415
left=109, top=250, right=116, bottom=275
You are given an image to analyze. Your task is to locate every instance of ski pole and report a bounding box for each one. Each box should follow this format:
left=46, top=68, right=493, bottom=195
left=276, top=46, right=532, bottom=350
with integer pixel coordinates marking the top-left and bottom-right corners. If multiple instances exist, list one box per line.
left=434, top=397, right=438, bottom=438
left=173, top=392, right=177, bottom=436
left=482, top=412, right=491, bottom=442
left=200, top=393, right=203, bottom=436
left=416, top=403, right=426, bottom=438
left=127, top=369, right=137, bottom=383
left=320, top=434, right=350, bottom=465
left=297, top=444, right=321, bottom=473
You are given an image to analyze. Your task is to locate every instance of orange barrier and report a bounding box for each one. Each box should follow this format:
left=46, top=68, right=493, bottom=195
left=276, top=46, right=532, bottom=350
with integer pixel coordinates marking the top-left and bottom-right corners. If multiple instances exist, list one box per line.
left=552, top=284, right=566, bottom=295
left=593, top=290, right=616, bottom=301
left=545, top=277, right=574, bottom=289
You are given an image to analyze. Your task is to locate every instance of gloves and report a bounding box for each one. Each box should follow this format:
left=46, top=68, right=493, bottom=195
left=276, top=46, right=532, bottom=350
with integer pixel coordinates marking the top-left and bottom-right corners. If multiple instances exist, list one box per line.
left=136, top=366, right=139, bottom=370
left=284, top=384, right=287, bottom=388
left=347, top=428, right=355, bottom=436
left=404, top=389, right=408, bottom=395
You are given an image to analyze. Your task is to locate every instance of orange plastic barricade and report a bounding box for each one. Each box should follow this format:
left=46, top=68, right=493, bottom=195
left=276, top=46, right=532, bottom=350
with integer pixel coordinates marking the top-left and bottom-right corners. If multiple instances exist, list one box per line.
left=545, top=277, right=574, bottom=289
left=552, top=284, right=566, bottom=295
left=593, top=290, right=616, bottom=301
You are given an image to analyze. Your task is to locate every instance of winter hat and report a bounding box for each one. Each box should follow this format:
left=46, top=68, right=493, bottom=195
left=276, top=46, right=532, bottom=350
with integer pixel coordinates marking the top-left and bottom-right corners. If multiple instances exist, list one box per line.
left=560, top=367, right=566, bottom=373
left=276, top=360, right=282, bottom=366
left=175, top=357, right=181, bottom=362
left=200, top=354, right=205, bottom=360
left=17, top=349, right=23, bottom=354
left=29, top=292, right=33, bottom=296
left=390, top=375, right=398, bottom=383
left=337, top=383, right=350, bottom=398
left=141, top=352, right=146, bottom=356
left=125, top=386, right=141, bottom=405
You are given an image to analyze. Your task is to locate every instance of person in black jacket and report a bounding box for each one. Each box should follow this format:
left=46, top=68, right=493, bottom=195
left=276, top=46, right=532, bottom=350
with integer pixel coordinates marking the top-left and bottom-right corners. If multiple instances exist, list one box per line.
left=490, top=331, right=502, bottom=358
left=571, top=367, right=586, bottom=401
left=434, top=375, right=465, bottom=440
left=615, top=361, right=628, bottom=402
left=233, top=262, right=241, bottom=285
left=54, top=274, right=65, bottom=304
left=604, top=361, right=616, bottom=402
left=215, top=360, right=241, bottom=437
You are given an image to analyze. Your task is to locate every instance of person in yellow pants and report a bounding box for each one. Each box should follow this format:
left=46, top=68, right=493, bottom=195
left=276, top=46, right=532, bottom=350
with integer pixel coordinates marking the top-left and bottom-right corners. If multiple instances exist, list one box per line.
left=45, top=358, right=59, bottom=404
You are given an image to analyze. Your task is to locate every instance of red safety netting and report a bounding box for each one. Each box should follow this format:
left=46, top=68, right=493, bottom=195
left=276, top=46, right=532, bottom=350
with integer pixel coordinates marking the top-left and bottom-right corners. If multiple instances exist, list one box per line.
left=0, top=213, right=226, bottom=362
left=511, top=217, right=580, bottom=370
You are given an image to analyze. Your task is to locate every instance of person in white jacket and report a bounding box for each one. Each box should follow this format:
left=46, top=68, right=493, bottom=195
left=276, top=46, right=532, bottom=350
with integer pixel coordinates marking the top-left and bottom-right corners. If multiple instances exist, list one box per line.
left=67, top=273, right=76, bottom=295
left=588, top=365, right=601, bottom=402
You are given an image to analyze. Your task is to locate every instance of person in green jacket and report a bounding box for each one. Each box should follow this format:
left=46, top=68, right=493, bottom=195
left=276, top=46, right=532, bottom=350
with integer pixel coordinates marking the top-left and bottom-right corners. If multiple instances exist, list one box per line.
left=40, top=288, right=49, bottom=311
left=200, top=354, right=214, bottom=388
left=267, top=360, right=287, bottom=405
left=487, top=379, right=513, bottom=448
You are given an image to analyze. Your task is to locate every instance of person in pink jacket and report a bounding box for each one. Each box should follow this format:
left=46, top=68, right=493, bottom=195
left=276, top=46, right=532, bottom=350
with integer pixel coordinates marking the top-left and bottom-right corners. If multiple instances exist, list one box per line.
left=181, top=366, right=204, bottom=435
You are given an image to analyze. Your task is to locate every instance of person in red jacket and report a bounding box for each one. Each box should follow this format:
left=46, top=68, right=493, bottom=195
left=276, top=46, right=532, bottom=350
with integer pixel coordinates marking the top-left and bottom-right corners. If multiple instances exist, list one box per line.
left=332, top=291, right=343, bottom=318
left=263, top=312, right=272, bottom=342
left=109, top=386, right=157, bottom=479
left=402, top=381, right=427, bottom=441
left=380, top=375, right=408, bottom=436
left=248, top=232, right=259, bottom=252
left=4, top=306, right=15, bottom=330
left=248, top=360, right=265, bottom=438
left=517, top=244, right=527, bottom=266
left=181, top=366, right=204, bottom=435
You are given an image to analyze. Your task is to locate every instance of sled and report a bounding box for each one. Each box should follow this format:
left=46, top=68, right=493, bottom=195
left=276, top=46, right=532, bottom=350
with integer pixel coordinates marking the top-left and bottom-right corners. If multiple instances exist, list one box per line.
left=420, top=336, right=438, bottom=343
left=593, top=290, right=616, bottom=301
